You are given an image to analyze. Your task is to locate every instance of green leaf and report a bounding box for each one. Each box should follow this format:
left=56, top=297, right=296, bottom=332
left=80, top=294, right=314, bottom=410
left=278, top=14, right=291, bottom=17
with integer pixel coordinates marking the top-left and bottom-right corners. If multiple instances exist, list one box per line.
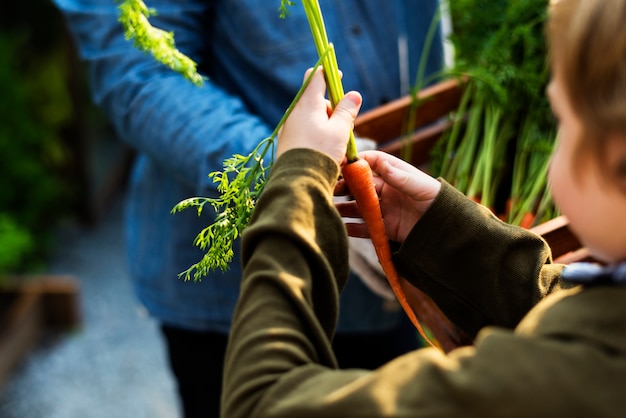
left=117, top=0, right=205, bottom=86
left=278, top=0, right=296, bottom=19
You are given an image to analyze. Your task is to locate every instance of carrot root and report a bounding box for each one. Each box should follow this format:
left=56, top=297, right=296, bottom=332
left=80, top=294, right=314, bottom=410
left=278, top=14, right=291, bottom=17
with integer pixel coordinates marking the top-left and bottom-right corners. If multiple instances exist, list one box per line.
left=519, top=212, right=536, bottom=229
left=341, top=158, right=440, bottom=349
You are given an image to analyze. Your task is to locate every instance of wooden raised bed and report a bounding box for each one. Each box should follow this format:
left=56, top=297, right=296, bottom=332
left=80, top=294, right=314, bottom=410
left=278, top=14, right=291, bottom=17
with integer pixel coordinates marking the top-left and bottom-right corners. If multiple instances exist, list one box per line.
left=354, top=78, right=587, bottom=264
left=0, top=275, right=81, bottom=392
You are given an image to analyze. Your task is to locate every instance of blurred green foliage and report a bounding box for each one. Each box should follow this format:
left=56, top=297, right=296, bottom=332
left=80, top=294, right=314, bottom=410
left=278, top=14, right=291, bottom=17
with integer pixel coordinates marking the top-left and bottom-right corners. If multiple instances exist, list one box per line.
left=430, top=0, right=557, bottom=225
left=0, top=1, right=78, bottom=278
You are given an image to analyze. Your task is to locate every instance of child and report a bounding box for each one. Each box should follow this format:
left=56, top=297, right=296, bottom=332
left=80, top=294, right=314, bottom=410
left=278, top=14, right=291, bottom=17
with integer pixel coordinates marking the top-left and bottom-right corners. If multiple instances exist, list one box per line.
left=221, top=0, right=626, bottom=416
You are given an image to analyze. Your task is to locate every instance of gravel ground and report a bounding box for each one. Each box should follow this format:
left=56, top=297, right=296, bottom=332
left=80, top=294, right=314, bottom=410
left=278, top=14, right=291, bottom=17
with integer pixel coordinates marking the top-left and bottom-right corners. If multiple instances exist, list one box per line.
left=0, top=191, right=181, bottom=418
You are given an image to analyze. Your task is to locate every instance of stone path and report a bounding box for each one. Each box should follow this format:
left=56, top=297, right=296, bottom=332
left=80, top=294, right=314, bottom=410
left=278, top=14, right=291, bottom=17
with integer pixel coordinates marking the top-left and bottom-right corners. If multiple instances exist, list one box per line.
left=0, top=191, right=180, bottom=418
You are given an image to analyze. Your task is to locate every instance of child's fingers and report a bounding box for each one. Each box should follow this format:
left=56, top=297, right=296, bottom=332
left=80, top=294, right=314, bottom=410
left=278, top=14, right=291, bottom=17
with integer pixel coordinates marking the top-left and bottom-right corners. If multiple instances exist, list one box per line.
left=329, top=91, right=362, bottom=130
left=360, top=150, right=440, bottom=201
left=300, top=68, right=360, bottom=131
left=303, top=68, right=343, bottom=81
left=302, top=67, right=315, bottom=82
left=360, top=150, right=419, bottom=178
left=334, top=177, right=349, bottom=195
left=300, top=68, right=328, bottom=103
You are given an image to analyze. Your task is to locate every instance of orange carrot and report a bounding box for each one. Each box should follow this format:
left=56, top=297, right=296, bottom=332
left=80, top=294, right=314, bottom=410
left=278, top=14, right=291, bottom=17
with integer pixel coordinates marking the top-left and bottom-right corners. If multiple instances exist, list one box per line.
left=519, top=212, right=536, bottom=229
left=398, top=279, right=473, bottom=353
left=341, top=158, right=440, bottom=349
left=296, top=0, right=464, bottom=351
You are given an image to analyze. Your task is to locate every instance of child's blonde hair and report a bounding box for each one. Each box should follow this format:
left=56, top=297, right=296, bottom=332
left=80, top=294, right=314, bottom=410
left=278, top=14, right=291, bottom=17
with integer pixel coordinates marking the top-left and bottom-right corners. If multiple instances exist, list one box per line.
left=547, top=0, right=626, bottom=184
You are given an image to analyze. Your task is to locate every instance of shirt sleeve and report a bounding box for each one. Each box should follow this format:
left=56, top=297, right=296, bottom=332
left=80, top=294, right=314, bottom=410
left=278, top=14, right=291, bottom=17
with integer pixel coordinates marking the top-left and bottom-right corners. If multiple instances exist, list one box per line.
left=223, top=148, right=348, bottom=415
left=53, top=0, right=272, bottom=195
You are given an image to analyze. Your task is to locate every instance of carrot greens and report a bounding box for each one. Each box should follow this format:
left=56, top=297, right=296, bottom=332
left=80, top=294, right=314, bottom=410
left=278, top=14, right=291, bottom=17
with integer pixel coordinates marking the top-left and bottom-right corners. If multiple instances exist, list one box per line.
left=116, top=0, right=359, bottom=278
left=299, top=0, right=359, bottom=162
left=170, top=63, right=326, bottom=278
left=278, top=0, right=296, bottom=18
left=117, top=0, right=204, bottom=86
left=117, top=0, right=337, bottom=279
left=429, top=0, right=558, bottom=225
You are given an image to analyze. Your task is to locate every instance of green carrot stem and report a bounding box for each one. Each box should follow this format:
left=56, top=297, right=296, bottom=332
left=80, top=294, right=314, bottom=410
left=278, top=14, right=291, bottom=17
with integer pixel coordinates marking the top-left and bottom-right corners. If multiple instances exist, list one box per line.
left=223, top=53, right=329, bottom=197
left=481, top=105, right=509, bottom=208
left=532, top=188, right=551, bottom=226
left=413, top=7, right=442, bottom=98
left=511, top=154, right=549, bottom=226
left=171, top=56, right=328, bottom=276
left=400, top=9, right=443, bottom=162
left=437, top=80, right=472, bottom=178
left=240, top=58, right=326, bottom=191
left=450, top=97, right=483, bottom=193
left=302, top=0, right=358, bottom=162
left=263, top=54, right=328, bottom=153
left=466, top=150, right=483, bottom=201
left=480, top=105, right=497, bottom=207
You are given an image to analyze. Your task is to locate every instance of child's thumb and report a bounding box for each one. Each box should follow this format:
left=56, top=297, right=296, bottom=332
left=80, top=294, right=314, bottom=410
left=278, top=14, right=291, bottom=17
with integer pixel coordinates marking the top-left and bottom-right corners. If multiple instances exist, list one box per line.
left=332, top=91, right=362, bottom=125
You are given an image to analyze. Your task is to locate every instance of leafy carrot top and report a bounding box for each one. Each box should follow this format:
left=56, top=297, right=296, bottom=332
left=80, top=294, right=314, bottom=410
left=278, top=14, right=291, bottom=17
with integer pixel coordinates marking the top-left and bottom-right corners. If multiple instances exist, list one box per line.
left=117, top=0, right=204, bottom=86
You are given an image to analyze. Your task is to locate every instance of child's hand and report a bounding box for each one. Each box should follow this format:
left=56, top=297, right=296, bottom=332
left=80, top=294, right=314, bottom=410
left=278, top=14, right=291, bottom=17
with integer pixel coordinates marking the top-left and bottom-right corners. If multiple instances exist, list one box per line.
left=336, top=150, right=442, bottom=244
left=277, top=68, right=362, bottom=166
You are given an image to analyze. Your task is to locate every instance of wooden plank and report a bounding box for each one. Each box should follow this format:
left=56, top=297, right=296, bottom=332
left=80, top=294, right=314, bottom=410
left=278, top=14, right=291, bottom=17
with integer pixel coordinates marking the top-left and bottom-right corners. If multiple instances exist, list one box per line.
left=529, top=216, right=582, bottom=259
left=379, top=119, right=455, bottom=169
left=355, top=77, right=464, bottom=144
left=2, top=275, right=81, bottom=329
left=38, top=276, right=82, bottom=330
left=0, top=275, right=81, bottom=391
left=354, top=79, right=585, bottom=264
left=554, top=248, right=593, bottom=265
left=0, top=291, right=43, bottom=392
left=529, top=216, right=595, bottom=264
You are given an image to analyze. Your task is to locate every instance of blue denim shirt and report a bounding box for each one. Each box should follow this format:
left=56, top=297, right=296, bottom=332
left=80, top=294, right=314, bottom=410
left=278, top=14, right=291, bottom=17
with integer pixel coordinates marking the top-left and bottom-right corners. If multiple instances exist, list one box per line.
left=54, top=0, right=444, bottom=333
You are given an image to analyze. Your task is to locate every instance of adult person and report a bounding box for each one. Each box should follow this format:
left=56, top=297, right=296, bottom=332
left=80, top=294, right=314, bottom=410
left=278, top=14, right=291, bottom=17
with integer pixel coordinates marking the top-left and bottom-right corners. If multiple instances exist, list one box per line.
left=52, top=1, right=445, bottom=416
left=222, top=0, right=626, bottom=414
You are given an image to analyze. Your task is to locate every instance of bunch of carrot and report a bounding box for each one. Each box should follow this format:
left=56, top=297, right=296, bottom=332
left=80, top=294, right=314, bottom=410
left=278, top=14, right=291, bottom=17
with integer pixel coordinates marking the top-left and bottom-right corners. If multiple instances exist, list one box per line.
left=429, top=0, right=558, bottom=227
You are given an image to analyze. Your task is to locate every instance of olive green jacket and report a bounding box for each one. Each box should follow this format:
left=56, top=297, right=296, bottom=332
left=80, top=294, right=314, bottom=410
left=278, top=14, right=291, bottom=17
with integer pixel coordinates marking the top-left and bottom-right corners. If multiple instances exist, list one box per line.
left=221, top=149, right=626, bottom=418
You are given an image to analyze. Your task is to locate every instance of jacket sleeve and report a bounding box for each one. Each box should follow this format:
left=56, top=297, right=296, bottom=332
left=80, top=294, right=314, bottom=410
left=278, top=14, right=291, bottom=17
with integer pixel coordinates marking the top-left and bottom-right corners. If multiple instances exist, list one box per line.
left=221, top=151, right=577, bottom=418
left=53, top=0, right=272, bottom=195
left=393, top=180, right=565, bottom=338
left=222, top=148, right=349, bottom=417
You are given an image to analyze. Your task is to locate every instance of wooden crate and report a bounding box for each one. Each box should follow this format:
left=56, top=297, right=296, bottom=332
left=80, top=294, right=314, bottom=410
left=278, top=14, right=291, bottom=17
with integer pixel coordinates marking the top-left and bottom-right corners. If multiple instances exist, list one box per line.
left=354, top=79, right=587, bottom=264
left=356, top=78, right=463, bottom=169
left=0, top=275, right=81, bottom=392
left=0, top=290, right=42, bottom=393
